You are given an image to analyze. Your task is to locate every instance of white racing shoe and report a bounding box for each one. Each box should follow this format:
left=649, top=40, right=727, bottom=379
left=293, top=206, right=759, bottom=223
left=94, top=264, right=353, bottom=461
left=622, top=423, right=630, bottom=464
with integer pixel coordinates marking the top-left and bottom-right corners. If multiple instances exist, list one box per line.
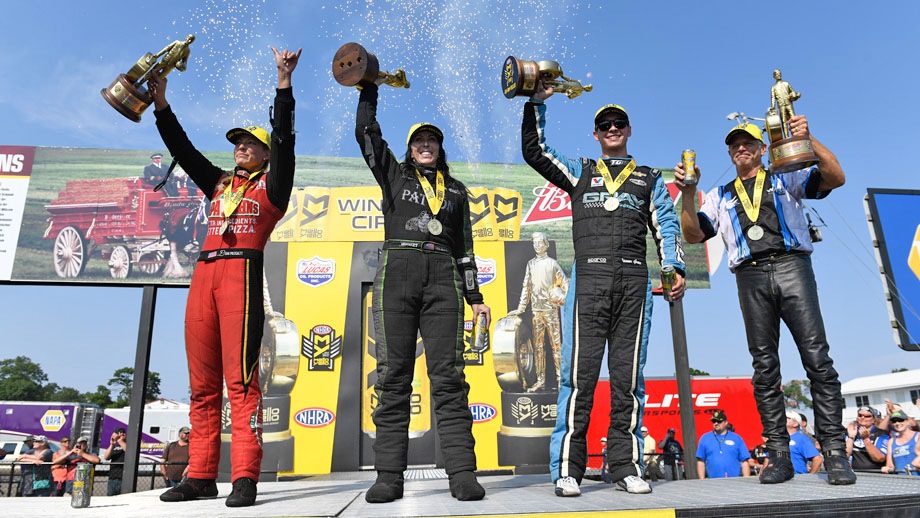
left=554, top=476, right=581, bottom=497
left=615, top=475, right=652, bottom=494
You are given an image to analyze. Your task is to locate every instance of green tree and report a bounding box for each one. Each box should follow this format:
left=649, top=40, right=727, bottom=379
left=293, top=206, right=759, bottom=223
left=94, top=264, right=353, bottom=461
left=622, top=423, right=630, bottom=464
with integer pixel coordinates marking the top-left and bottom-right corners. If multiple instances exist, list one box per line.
left=783, top=379, right=812, bottom=409
left=891, top=368, right=908, bottom=373
left=108, top=367, right=162, bottom=407
left=43, top=383, right=84, bottom=402
left=689, top=367, right=710, bottom=376
left=82, top=385, right=114, bottom=408
left=0, top=356, right=48, bottom=400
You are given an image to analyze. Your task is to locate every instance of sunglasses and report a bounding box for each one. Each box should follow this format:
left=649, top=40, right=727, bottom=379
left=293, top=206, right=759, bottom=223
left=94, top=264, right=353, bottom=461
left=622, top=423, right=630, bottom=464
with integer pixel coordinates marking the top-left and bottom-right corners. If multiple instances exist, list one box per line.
left=711, top=419, right=725, bottom=423
left=890, top=418, right=906, bottom=423
left=596, top=119, right=629, bottom=132
left=857, top=414, right=873, bottom=418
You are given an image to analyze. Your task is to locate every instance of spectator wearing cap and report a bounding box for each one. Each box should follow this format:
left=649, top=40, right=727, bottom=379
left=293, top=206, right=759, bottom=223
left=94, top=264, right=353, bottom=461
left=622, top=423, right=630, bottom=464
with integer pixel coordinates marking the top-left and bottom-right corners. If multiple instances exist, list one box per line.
left=54, top=436, right=100, bottom=495
left=17, top=435, right=35, bottom=496
left=657, top=428, right=684, bottom=481
left=162, top=426, right=191, bottom=487
left=18, top=435, right=54, bottom=496
left=696, top=410, right=751, bottom=478
left=104, top=427, right=127, bottom=495
left=846, top=405, right=888, bottom=471
left=641, top=427, right=662, bottom=482
left=786, top=410, right=822, bottom=474
left=882, top=410, right=918, bottom=474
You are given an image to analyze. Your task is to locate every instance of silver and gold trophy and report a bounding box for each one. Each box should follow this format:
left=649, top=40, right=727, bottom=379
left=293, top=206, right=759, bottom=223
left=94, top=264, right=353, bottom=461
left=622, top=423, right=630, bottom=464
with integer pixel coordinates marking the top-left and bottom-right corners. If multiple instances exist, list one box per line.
left=332, top=42, right=409, bottom=88
left=501, top=56, right=592, bottom=99
left=100, top=34, right=195, bottom=122
left=764, top=69, right=819, bottom=173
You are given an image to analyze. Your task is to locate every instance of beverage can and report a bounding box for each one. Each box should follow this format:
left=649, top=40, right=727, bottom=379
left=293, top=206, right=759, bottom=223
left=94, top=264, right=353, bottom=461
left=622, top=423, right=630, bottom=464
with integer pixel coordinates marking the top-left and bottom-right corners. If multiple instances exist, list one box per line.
left=660, top=265, right=676, bottom=302
left=71, top=462, right=94, bottom=508
left=681, top=149, right=697, bottom=185
left=475, top=312, right=490, bottom=352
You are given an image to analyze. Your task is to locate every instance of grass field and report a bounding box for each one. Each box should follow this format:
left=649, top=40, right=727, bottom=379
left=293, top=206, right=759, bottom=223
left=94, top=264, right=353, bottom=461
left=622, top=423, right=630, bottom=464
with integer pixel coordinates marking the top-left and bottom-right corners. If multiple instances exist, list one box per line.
left=14, top=147, right=710, bottom=287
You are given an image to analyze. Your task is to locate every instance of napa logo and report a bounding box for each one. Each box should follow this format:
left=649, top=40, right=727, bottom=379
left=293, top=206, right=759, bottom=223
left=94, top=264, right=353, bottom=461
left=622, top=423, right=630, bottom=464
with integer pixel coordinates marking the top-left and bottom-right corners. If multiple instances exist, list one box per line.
left=468, top=403, right=497, bottom=423
left=297, top=256, right=335, bottom=287
left=293, top=407, right=335, bottom=428
left=40, top=410, right=66, bottom=432
left=475, top=256, right=496, bottom=286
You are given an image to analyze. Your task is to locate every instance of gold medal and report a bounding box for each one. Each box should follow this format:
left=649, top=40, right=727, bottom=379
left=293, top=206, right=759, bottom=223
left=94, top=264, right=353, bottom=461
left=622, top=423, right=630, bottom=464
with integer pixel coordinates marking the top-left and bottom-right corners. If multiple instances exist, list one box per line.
left=747, top=224, right=764, bottom=241
left=604, top=197, right=620, bottom=211
left=428, top=219, right=443, bottom=235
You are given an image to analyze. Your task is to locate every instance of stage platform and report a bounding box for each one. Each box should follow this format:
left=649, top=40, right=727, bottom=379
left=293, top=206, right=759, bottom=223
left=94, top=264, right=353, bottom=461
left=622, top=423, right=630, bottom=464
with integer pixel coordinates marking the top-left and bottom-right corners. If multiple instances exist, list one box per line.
left=4, top=470, right=919, bottom=517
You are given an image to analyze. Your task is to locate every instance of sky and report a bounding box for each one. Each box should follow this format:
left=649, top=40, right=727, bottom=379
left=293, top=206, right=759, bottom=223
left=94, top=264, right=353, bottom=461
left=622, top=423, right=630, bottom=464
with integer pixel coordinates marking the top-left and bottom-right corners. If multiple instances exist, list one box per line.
left=1, top=0, right=919, bottom=403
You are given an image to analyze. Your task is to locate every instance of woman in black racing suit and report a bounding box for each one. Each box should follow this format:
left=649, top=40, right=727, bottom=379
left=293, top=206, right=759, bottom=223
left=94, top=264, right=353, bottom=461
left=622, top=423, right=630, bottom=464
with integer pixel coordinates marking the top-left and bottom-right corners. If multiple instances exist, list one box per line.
left=355, top=82, right=491, bottom=503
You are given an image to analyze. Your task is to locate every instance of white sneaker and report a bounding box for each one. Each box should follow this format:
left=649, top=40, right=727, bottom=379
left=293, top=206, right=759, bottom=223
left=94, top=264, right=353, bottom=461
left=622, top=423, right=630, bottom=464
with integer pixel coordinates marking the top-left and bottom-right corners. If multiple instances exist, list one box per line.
left=554, top=476, right=581, bottom=497
left=615, top=475, right=652, bottom=494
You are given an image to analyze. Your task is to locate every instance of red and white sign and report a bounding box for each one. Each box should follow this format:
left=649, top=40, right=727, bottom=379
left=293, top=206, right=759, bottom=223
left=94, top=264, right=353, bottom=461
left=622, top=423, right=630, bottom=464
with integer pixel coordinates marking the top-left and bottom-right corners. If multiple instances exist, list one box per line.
left=586, top=377, right=760, bottom=466
left=522, top=182, right=572, bottom=225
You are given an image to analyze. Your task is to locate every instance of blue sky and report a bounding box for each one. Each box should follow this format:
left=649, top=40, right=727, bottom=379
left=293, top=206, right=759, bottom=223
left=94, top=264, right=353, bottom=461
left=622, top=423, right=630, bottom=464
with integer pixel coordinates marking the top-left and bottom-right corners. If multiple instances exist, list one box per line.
left=2, top=1, right=920, bottom=402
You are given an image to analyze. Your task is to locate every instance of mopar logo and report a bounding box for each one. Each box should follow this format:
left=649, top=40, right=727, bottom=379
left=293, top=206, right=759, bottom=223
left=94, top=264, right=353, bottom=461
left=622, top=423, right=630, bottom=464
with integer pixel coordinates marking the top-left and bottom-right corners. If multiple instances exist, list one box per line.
left=469, top=403, right=496, bottom=423
left=294, top=408, right=335, bottom=428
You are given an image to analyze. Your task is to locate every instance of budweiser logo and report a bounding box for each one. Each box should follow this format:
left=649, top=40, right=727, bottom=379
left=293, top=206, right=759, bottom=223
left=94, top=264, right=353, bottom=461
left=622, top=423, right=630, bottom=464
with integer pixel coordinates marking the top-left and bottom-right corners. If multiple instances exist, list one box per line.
left=522, top=182, right=571, bottom=224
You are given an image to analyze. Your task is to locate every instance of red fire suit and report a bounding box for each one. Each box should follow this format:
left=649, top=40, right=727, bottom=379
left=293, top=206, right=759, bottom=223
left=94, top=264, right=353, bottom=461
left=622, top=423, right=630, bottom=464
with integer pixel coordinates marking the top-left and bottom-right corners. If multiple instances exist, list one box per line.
left=154, top=87, right=295, bottom=482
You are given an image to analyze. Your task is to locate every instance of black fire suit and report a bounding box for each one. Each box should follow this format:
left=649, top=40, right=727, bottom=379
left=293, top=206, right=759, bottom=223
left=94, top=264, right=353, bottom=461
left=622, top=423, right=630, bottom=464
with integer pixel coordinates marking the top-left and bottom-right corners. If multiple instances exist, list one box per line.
left=522, top=100, right=685, bottom=484
left=356, top=84, right=483, bottom=475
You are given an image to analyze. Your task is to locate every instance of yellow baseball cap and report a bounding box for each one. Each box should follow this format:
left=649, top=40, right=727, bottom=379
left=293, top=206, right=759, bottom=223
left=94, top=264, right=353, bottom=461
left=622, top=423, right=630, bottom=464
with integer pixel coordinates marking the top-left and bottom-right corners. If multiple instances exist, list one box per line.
left=724, top=123, right=765, bottom=145
left=406, top=122, right=444, bottom=146
left=594, top=104, right=629, bottom=125
left=226, top=125, right=271, bottom=150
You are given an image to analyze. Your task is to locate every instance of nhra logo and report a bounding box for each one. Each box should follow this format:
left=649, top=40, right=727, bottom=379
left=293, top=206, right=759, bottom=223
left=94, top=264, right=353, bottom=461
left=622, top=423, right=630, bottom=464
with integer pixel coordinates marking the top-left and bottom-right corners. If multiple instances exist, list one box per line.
left=475, top=256, right=496, bottom=286
left=297, top=256, right=335, bottom=287
left=468, top=403, right=497, bottom=423
left=302, top=324, right=343, bottom=371
left=293, top=407, right=335, bottom=428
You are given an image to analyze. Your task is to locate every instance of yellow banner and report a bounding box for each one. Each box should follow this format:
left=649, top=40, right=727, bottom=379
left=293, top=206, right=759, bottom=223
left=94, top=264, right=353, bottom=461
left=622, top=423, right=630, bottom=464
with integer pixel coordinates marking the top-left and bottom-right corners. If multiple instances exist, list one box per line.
left=325, top=186, right=385, bottom=241
left=285, top=242, right=352, bottom=474
left=467, top=187, right=498, bottom=241
left=492, top=187, right=523, bottom=241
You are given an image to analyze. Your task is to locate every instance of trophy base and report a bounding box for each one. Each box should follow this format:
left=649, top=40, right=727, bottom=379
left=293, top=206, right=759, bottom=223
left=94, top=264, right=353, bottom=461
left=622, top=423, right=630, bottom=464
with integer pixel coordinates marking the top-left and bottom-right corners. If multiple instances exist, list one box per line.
left=769, top=135, right=819, bottom=174
left=497, top=430, right=551, bottom=467
left=101, top=74, right=151, bottom=123
left=501, top=56, right=540, bottom=99
left=332, top=42, right=380, bottom=87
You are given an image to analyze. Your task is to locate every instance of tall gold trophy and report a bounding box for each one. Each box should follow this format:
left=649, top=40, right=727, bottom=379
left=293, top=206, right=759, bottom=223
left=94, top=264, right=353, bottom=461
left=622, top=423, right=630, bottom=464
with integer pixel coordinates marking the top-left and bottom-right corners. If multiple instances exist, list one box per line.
left=764, top=69, right=819, bottom=173
left=101, top=35, right=196, bottom=122
left=332, top=42, right=409, bottom=88
left=501, top=56, right=592, bottom=99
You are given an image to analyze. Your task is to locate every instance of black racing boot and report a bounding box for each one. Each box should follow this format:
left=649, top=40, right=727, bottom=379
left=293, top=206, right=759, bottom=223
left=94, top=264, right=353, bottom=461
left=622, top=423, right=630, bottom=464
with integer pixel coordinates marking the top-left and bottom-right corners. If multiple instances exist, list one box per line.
left=824, top=451, right=857, bottom=485
left=366, top=471, right=404, bottom=503
left=449, top=470, right=485, bottom=501
left=159, top=477, right=218, bottom=502
left=759, top=450, right=794, bottom=484
left=225, top=477, right=257, bottom=507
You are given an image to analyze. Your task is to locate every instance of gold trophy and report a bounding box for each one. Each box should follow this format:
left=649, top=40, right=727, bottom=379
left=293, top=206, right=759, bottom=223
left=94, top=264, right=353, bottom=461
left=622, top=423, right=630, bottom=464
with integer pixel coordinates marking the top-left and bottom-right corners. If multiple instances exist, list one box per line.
left=101, top=34, right=196, bottom=122
left=332, top=42, right=409, bottom=88
left=764, top=69, right=819, bottom=173
left=501, top=56, right=592, bottom=99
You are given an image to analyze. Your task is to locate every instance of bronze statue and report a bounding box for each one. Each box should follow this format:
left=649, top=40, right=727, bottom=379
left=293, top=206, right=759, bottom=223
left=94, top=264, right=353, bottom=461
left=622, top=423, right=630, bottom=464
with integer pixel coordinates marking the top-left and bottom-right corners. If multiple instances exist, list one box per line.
left=770, top=69, right=800, bottom=136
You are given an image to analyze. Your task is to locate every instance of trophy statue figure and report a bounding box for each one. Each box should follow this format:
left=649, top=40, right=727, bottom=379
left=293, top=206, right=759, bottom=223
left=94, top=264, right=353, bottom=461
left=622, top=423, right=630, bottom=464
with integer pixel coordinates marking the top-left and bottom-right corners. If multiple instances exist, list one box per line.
left=501, top=56, right=592, bottom=100
left=332, top=42, right=410, bottom=89
left=764, top=69, right=819, bottom=173
left=101, top=35, right=196, bottom=123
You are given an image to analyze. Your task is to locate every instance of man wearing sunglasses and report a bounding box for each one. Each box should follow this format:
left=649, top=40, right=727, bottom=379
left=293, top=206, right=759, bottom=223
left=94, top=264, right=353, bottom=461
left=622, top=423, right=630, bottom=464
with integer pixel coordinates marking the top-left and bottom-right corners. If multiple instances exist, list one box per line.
left=846, top=406, right=887, bottom=471
left=676, top=116, right=855, bottom=486
left=522, top=82, right=686, bottom=497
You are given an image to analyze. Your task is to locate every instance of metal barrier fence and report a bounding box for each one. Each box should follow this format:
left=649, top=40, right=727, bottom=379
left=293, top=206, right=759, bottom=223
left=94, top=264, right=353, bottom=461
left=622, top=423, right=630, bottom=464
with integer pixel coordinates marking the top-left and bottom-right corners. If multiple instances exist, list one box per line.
left=0, top=461, right=187, bottom=497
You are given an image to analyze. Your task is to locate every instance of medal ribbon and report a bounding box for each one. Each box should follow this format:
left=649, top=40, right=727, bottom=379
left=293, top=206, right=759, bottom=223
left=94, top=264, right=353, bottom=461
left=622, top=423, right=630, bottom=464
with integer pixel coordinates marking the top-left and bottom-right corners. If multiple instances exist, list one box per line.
left=595, top=158, right=636, bottom=197
left=415, top=169, right=445, bottom=215
left=733, top=168, right=766, bottom=223
left=222, top=169, right=263, bottom=219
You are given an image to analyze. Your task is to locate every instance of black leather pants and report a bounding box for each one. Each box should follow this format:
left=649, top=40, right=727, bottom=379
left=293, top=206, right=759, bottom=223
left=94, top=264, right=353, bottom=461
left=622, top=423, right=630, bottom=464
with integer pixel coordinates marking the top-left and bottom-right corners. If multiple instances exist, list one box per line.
left=735, top=253, right=846, bottom=453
